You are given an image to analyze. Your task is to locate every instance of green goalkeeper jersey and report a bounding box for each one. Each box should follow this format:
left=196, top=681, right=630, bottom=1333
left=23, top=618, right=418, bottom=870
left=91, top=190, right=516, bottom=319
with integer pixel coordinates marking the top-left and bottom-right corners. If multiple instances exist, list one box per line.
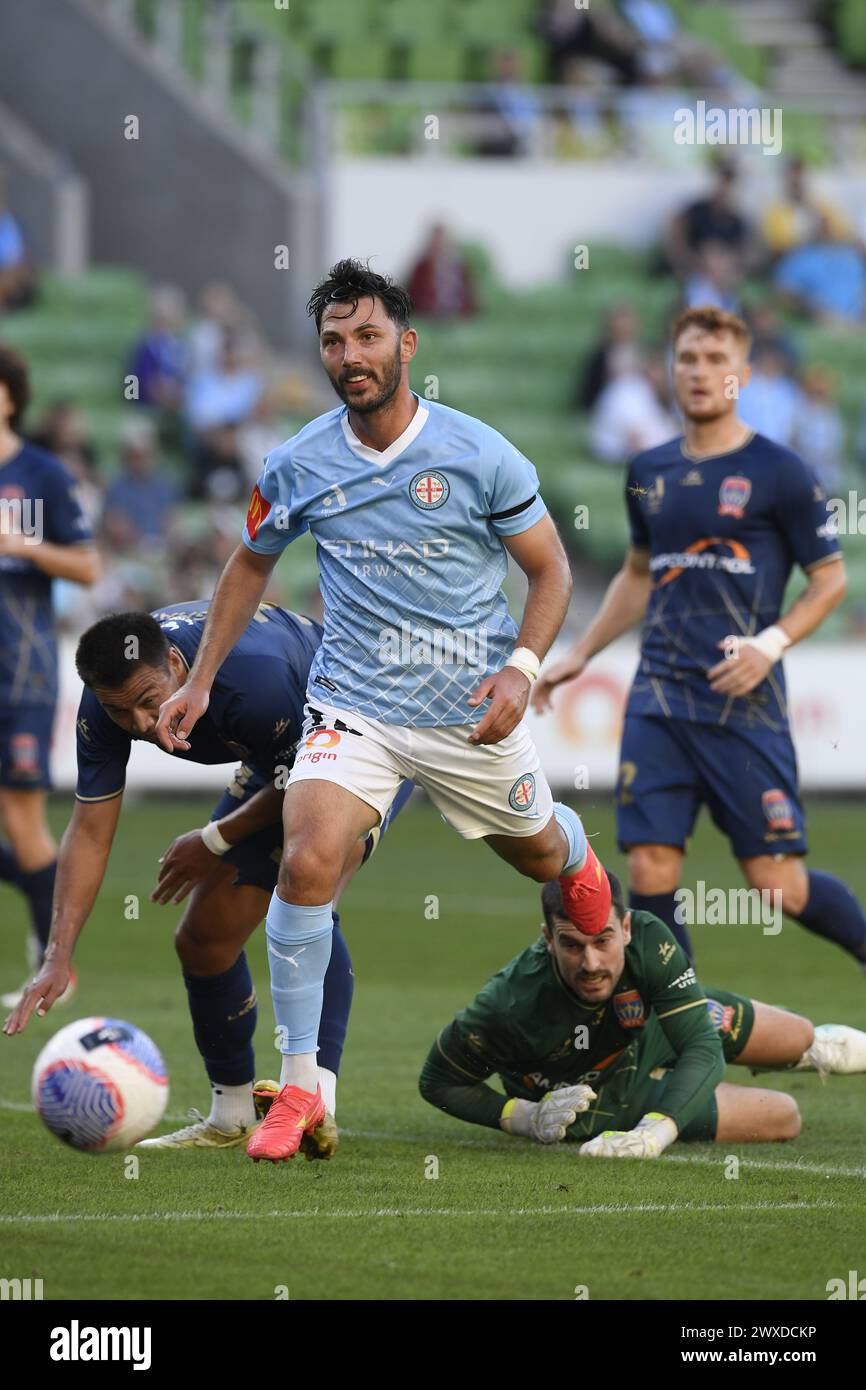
left=419, top=912, right=749, bottom=1138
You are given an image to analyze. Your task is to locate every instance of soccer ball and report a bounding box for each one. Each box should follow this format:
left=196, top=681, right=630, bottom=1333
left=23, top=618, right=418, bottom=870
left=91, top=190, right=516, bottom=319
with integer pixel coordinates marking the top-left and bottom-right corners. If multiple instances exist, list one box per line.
left=31, top=1017, right=169, bottom=1152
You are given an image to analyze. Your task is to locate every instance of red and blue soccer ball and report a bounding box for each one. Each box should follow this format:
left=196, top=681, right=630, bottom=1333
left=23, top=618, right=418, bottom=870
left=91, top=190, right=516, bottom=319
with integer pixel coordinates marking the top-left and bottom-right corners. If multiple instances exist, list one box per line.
left=31, top=1017, right=169, bottom=1152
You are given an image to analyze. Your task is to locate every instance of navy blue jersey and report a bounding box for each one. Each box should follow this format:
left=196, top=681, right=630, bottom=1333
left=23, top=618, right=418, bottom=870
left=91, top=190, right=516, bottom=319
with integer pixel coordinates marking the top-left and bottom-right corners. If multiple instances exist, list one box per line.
left=75, top=601, right=322, bottom=802
left=624, top=431, right=841, bottom=731
left=0, top=442, right=92, bottom=708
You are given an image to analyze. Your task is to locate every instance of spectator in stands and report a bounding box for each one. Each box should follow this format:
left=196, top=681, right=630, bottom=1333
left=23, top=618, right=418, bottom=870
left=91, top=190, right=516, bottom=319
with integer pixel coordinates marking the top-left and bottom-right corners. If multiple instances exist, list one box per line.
left=681, top=241, right=742, bottom=314
left=745, top=302, right=799, bottom=376
left=737, top=344, right=802, bottom=447
left=588, top=351, right=678, bottom=464
left=0, top=172, right=37, bottom=311
left=664, top=159, right=753, bottom=277
left=127, top=286, right=188, bottom=410
left=575, top=303, right=643, bottom=411
left=184, top=330, right=263, bottom=433
left=476, top=48, right=544, bottom=157
left=102, top=418, right=178, bottom=543
left=792, top=367, right=845, bottom=494
left=773, top=215, right=866, bottom=326
left=761, top=157, right=849, bottom=261
left=407, top=224, right=477, bottom=319
left=188, top=281, right=253, bottom=376
left=28, top=400, right=101, bottom=526
left=189, top=422, right=247, bottom=503
left=538, top=0, right=639, bottom=85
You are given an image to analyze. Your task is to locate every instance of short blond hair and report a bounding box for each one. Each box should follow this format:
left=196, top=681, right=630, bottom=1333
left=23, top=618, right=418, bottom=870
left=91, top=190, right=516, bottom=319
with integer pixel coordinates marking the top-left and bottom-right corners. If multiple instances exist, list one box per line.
left=671, top=306, right=752, bottom=353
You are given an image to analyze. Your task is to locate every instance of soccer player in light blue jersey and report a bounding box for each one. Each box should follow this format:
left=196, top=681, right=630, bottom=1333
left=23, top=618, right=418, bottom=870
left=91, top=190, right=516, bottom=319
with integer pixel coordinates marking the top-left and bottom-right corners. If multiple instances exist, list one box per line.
left=156, top=259, right=611, bottom=1163
left=155, top=261, right=614, bottom=1162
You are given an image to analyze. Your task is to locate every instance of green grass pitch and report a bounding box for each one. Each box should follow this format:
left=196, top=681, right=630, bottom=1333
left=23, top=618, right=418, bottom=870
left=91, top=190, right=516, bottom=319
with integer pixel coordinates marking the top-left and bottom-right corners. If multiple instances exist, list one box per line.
left=1, top=793, right=865, bottom=1301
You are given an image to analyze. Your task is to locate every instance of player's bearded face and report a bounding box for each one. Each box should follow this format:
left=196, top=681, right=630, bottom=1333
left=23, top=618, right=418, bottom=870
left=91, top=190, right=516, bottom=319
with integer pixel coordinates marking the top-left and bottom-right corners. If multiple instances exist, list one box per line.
left=673, top=329, right=748, bottom=424
left=327, top=335, right=403, bottom=414
left=550, top=921, right=625, bottom=1002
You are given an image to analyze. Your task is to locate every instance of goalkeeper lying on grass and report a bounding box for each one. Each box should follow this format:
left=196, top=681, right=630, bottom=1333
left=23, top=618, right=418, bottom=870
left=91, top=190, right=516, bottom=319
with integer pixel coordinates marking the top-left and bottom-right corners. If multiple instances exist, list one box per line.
left=419, top=871, right=866, bottom=1157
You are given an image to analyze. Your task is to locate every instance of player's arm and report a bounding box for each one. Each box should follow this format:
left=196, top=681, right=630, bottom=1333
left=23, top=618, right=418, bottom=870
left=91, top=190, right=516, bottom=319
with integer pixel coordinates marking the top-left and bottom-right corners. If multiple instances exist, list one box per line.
left=3, top=795, right=123, bottom=1035
left=151, top=779, right=285, bottom=905
left=154, top=542, right=278, bottom=752
left=581, top=937, right=725, bottom=1159
left=0, top=532, right=100, bottom=584
left=419, top=1018, right=595, bottom=1142
left=708, top=555, right=846, bottom=696
left=532, top=545, right=650, bottom=712
left=708, top=455, right=846, bottom=697
left=468, top=514, right=573, bottom=744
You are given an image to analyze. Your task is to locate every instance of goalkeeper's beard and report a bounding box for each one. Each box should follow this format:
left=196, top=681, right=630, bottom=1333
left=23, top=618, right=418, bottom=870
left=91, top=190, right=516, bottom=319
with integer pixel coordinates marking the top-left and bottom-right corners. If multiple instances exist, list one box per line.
left=329, top=345, right=403, bottom=414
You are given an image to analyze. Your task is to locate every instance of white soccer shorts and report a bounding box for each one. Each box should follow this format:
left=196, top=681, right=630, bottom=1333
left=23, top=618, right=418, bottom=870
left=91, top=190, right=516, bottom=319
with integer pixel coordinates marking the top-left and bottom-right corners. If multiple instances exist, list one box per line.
left=288, top=698, right=555, bottom=839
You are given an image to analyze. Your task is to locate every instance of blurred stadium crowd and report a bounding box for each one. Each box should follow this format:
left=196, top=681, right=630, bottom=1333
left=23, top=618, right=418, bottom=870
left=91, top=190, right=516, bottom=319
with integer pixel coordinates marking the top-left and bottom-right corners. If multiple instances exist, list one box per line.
left=2, top=0, right=866, bottom=637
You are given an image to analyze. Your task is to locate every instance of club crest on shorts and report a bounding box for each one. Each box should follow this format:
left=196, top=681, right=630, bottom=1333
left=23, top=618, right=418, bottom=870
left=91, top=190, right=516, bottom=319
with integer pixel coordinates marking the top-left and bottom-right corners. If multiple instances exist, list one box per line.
left=508, top=773, right=536, bottom=811
left=409, top=471, right=450, bottom=510
left=10, top=733, right=39, bottom=774
left=614, top=990, right=645, bottom=1028
left=705, top=998, right=735, bottom=1034
left=762, top=788, right=794, bottom=831
left=718, top=475, right=751, bottom=518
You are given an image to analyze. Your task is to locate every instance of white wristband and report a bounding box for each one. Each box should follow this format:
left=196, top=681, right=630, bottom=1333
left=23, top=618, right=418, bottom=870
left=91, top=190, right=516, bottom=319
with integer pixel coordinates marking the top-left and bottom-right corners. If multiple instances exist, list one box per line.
left=739, top=625, right=791, bottom=666
left=201, top=820, right=231, bottom=856
left=505, top=646, right=541, bottom=685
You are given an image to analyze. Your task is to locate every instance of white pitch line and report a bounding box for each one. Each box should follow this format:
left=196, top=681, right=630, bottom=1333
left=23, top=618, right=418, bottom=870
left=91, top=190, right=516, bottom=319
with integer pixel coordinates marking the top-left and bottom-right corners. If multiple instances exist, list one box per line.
left=0, top=1199, right=843, bottom=1226
left=6, top=1100, right=866, bottom=1181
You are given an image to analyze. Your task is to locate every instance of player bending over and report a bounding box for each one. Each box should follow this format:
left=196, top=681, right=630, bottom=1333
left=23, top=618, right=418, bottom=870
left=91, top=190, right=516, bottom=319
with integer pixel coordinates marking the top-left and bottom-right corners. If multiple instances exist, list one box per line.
left=155, top=259, right=611, bottom=1164
left=4, top=602, right=411, bottom=1156
left=0, top=347, right=100, bottom=1008
left=420, top=871, right=866, bottom=1156
left=533, top=306, right=866, bottom=969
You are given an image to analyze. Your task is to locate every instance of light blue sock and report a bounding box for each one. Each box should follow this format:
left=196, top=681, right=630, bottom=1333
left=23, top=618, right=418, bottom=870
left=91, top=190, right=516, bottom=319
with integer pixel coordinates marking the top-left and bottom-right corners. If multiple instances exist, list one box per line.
left=265, top=895, right=334, bottom=1055
left=553, top=803, right=588, bottom=874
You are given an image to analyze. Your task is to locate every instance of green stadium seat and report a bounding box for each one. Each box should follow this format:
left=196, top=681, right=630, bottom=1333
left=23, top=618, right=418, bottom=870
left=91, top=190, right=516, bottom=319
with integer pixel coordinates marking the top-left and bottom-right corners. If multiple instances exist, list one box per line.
left=404, top=43, right=469, bottom=82
left=328, top=40, right=392, bottom=81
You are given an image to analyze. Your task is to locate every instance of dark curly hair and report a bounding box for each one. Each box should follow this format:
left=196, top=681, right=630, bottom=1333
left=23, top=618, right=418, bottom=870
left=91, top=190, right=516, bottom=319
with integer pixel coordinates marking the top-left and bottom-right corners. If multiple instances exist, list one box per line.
left=0, top=345, right=31, bottom=431
left=306, top=258, right=413, bottom=333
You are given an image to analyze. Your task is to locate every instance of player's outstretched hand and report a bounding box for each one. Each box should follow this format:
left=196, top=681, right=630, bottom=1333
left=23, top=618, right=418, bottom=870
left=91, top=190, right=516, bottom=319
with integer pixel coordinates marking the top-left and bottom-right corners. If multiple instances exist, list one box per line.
left=580, top=1113, right=678, bottom=1159
left=530, top=652, right=588, bottom=714
left=152, top=830, right=220, bottom=905
left=155, top=681, right=210, bottom=753
left=3, top=959, right=72, bottom=1035
left=467, top=666, right=531, bottom=745
left=706, top=637, right=773, bottom=698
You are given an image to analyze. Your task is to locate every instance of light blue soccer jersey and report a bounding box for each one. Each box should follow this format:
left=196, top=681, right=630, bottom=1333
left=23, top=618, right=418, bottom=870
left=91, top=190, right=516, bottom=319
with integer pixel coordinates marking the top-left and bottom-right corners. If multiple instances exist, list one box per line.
left=242, top=393, right=547, bottom=726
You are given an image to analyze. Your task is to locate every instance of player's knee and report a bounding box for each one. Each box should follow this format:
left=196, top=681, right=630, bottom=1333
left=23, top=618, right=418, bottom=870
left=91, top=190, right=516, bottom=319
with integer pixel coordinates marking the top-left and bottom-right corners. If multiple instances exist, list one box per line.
left=741, top=856, right=808, bottom=916
left=628, top=844, right=680, bottom=895
left=770, top=1093, right=801, bottom=1141
left=174, top=918, right=233, bottom=976
left=278, top=840, right=337, bottom=901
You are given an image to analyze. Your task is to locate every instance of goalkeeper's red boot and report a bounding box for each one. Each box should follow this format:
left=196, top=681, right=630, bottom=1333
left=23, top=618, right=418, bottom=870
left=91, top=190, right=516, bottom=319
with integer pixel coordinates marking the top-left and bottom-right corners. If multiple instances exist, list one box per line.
left=558, top=842, right=611, bottom=937
left=247, top=1082, right=325, bottom=1163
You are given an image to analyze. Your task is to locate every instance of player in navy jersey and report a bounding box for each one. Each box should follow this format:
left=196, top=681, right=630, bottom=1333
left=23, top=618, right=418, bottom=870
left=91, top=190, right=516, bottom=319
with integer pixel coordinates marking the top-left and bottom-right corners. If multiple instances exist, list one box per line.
left=4, top=601, right=412, bottom=1154
left=0, top=347, right=99, bottom=1008
left=155, top=258, right=610, bottom=1164
left=534, top=306, right=865, bottom=967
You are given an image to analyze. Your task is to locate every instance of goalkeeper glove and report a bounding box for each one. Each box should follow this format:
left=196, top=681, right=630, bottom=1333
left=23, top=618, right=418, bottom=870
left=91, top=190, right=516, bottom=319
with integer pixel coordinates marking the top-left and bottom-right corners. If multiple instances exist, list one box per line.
left=501, top=1084, right=597, bottom=1144
left=579, top=1111, right=678, bottom=1159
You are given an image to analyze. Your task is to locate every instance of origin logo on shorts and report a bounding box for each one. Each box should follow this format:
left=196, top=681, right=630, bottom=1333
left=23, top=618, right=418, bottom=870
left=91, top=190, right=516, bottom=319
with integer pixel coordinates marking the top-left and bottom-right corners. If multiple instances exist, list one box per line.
left=508, top=773, right=536, bottom=812
left=409, top=471, right=450, bottom=510
left=304, top=729, right=341, bottom=750
left=614, top=990, right=645, bottom=1028
left=762, top=788, right=794, bottom=831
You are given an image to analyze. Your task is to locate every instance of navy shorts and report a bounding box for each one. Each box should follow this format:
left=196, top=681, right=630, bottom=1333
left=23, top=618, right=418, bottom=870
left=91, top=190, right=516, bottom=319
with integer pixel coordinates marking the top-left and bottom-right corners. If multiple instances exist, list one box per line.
left=616, top=713, right=808, bottom=860
left=0, top=705, right=54, bottom=789
left=210, top=764, right=415, bottom=891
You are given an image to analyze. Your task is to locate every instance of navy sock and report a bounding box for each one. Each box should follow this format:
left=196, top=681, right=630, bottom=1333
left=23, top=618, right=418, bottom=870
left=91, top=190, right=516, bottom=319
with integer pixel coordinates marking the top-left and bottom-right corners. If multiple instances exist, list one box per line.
left=182, top=953, right=257, bottom=1087
left=791, top=871, right=866, bottom=962
left=18, top=860, right=56, bottom=957
left=317, top=912, right=354, bottom=1075
left=629, top=889, right=694, bottom=959
left=0, top=839, right=21, bottom=887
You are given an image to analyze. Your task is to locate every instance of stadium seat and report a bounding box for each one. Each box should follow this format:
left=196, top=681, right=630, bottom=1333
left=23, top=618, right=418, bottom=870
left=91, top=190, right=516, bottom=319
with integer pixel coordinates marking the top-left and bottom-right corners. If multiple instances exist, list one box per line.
left=404, top=43, right=469, bottom=83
